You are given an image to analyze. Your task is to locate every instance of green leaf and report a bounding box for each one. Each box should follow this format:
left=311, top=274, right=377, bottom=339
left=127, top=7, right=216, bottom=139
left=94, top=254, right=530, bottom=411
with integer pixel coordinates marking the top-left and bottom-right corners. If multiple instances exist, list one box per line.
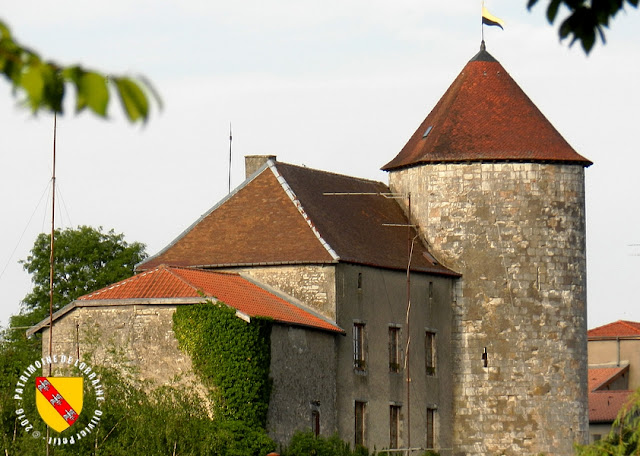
left=113, top=76, right=149, bottom=123
left=547, top=0, right=563, bottom=23
left=78, top=71, right=109, bottom=116
left=20, top=63, right=45, bottom=111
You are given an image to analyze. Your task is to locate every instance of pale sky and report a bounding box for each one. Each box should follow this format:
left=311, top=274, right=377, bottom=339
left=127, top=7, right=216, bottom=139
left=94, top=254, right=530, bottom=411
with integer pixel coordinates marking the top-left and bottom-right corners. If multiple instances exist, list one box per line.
left=0, top=1, right=638, bottom=330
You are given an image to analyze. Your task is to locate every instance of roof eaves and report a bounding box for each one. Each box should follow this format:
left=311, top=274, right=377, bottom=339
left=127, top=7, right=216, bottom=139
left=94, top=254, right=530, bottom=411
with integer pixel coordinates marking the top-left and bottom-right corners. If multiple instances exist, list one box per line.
left=268, top=161, right=340, bottom=262
left=136, top=163, right=273, bottom=272
left=384, top=158, right=592, bottom=172
left=338, top=258, right=461, bottom=278
left=591, top=365, right=630, bottom=391
left=26, top=297, right=203, bottom=337
left=188, top=259, right=339, bottom=269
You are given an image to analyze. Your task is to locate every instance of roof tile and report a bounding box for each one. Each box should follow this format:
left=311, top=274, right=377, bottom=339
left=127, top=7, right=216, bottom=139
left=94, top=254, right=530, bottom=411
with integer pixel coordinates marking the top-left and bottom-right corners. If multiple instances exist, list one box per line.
left=588, top=320, right=640, bottom=339
left=139, top=162, right=458, bottom=276
left=589, top=390, right=633, bottom=423
left=382, top=47, right=592, bottom=170
left=80, top=266, right=342, bottom=333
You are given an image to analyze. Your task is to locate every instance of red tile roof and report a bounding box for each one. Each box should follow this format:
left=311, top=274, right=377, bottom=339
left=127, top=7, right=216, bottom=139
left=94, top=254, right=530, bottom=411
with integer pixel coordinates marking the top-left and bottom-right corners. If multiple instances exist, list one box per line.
left=78, top=266, right=343, bottom=333
left=588, top=366, right=629, bottom=391
left=588, top=320, right=640, bottom=339
left=589, top=390, right=633, bottom=423
left=138, top=161, right=458, bottom=277
left=382, top=46, right=592, bottom=171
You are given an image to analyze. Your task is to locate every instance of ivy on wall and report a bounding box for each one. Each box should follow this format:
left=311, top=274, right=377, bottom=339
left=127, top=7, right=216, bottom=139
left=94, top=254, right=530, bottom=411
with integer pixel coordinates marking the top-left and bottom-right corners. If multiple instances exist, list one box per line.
left=172, top=300, right=273, bottom=429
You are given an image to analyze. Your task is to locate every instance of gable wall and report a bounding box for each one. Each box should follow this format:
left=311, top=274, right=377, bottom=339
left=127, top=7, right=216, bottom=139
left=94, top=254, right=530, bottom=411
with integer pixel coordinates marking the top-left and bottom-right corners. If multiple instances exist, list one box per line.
left=41, top=304, right=197, bottom=388
left=226, top=264, right=337, bottom=320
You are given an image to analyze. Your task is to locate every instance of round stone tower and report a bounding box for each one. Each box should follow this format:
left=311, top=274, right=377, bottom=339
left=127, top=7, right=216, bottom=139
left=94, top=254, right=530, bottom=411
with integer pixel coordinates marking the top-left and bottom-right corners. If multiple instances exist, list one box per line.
left=383, top=43, right=591, bottom=456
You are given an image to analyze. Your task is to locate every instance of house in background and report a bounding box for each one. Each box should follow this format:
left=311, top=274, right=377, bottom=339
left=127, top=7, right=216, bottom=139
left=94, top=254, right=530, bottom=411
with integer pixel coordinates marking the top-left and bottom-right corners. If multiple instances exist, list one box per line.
left=30, top=43, right=592, bottom=456
left=587, top=320, right=640, bottom=441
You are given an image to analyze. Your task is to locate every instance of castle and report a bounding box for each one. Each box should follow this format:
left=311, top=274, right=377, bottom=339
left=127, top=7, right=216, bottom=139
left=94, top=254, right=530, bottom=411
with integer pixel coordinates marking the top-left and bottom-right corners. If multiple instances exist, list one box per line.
left=31, top=43, right=591, bottom=455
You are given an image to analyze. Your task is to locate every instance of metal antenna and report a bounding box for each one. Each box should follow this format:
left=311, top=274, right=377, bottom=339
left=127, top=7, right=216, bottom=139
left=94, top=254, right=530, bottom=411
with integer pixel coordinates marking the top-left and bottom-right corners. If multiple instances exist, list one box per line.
left=228, top=123, right=233, bottom=194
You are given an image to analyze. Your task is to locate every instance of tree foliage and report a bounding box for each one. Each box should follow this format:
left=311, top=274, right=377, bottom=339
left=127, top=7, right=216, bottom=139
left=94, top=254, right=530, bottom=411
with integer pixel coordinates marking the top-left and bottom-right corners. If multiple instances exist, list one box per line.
left=0, top=19, right=160, bottom=123
left=283, top=431, right=370, bottom=456
left=528, top=0, right=638, bottom=53
left=575, top=388, right=640, bottom=455
left=2, top=364, right=275, bottom=456
left=20, top=225, right=147, bottom=322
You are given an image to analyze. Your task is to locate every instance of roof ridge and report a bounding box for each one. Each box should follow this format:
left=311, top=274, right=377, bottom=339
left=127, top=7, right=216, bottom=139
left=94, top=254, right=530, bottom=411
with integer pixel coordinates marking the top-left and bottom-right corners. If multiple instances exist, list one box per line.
left=276, top=161, right=386, bottom=187
left=135, top=164, right=270, bottom=271
left=162, top=267, right=212, bottom=298
left=619, top=320, right=640, bottom=332
left=268, top=162, right=340, bottom=262
left=81, top=268, right=159, bottom=300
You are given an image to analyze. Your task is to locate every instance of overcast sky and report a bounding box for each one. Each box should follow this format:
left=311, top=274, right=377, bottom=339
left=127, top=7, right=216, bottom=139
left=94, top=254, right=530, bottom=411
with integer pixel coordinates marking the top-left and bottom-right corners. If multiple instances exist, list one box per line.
left=0, top=1, right=638, bottom=330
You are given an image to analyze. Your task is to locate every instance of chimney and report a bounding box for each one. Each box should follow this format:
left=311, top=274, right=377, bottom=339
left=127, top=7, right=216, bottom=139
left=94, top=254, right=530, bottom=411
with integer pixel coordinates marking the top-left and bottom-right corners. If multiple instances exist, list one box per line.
left=245, top=155, right=276, bottom=178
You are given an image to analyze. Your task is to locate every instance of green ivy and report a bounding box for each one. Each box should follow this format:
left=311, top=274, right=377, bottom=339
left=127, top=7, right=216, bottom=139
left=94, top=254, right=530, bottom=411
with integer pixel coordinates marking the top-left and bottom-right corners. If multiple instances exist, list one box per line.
left=172, top=301, right=273, bottom=429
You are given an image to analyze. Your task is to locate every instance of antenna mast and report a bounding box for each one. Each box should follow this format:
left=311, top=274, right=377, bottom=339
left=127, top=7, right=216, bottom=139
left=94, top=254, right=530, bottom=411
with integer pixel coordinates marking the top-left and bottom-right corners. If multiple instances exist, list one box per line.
left=228, top=123, right=232, bottom=194
left=48, top=114, right=57, bottom=370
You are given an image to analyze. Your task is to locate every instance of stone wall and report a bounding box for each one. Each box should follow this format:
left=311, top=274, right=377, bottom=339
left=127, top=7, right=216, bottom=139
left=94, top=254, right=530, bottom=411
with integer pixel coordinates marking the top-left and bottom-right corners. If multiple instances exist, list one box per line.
left=40, top=299, right=340, bottom=447
left=231, top=264, right=337, bottom=320
left=41, top=303, right=198, bottom=389
left=390, top=162, right=589, bottom=456
left=268, top=325, right=337, bottom=443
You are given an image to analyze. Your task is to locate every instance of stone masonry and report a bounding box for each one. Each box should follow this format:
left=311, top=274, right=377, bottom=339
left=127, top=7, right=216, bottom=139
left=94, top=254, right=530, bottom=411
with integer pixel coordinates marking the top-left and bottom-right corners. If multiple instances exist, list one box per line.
left=390, top=162, right=589, bottom=456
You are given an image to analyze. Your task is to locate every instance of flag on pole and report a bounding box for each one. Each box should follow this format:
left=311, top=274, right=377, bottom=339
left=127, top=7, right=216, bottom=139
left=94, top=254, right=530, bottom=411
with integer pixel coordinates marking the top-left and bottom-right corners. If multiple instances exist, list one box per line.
left=482, top=5, right=505, bottom=29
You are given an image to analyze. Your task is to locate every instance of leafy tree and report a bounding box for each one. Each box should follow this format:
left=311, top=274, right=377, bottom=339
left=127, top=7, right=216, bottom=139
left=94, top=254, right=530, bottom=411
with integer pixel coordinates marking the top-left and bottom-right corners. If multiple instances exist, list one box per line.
left=20, top=225, right=147, bottom=322
left=0, top=19, right=160, bottom=123
left=3, top=364, right=276, bottom=456
left=528, top=0, right=638, bottom=53
left=575, top=388, right=640, bottom=455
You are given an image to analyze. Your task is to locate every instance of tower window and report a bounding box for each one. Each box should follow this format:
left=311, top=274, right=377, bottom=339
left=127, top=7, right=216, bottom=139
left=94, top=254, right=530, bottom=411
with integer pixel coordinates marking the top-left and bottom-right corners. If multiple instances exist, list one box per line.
left=311, top=410, right=320, bottom=437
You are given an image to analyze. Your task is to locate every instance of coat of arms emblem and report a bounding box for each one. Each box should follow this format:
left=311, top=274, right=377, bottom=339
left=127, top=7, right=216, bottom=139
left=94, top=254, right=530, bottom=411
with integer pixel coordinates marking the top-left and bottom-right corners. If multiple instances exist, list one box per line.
left=35, top=377, right=83, bottom=432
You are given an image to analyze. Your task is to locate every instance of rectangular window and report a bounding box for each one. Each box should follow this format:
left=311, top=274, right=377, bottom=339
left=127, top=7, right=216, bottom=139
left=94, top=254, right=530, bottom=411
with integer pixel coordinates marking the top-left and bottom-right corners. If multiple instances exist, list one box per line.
left=425, top=331, right=436, bottom=376
left=426, top=407, right=435, bottom=449
left=355, top=401, right=366, bottom=446
left=389, top=405, right=401, bottom=449
left=353, top=322, right=366, bottom=370
left=389, top=326, right=400, bottom=372
left=311, top=410, right=320, bottom=437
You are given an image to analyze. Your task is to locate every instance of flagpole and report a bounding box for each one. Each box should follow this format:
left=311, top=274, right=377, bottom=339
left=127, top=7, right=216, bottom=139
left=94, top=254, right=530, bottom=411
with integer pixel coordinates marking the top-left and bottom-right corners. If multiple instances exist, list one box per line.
left=481, top=1, right=485, bottom=42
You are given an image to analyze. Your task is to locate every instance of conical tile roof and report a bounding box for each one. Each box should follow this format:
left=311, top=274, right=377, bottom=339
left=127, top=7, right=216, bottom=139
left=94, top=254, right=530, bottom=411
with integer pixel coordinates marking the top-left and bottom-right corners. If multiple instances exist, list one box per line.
left=383, top=43, right=592, bottom=170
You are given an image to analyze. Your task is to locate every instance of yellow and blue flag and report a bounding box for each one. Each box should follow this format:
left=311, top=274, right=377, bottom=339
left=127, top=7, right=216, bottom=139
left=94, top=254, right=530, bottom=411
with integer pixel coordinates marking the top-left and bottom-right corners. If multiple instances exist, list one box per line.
left=482, top=5, right=505, bottom=29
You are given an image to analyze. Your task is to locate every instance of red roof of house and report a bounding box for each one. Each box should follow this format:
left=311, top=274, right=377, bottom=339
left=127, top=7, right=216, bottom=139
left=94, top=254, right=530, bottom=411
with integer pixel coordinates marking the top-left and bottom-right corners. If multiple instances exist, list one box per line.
left=138, top=161, right=458, bottom=277
left=588, top=366, right=629, bottom=391
left=588, top=320, right=640, bottom=339
left=77, top=266, right=343, bottom=333
left=382, top=45, right=592, bottom=171
left=589, top=390, right=633, bottom=423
